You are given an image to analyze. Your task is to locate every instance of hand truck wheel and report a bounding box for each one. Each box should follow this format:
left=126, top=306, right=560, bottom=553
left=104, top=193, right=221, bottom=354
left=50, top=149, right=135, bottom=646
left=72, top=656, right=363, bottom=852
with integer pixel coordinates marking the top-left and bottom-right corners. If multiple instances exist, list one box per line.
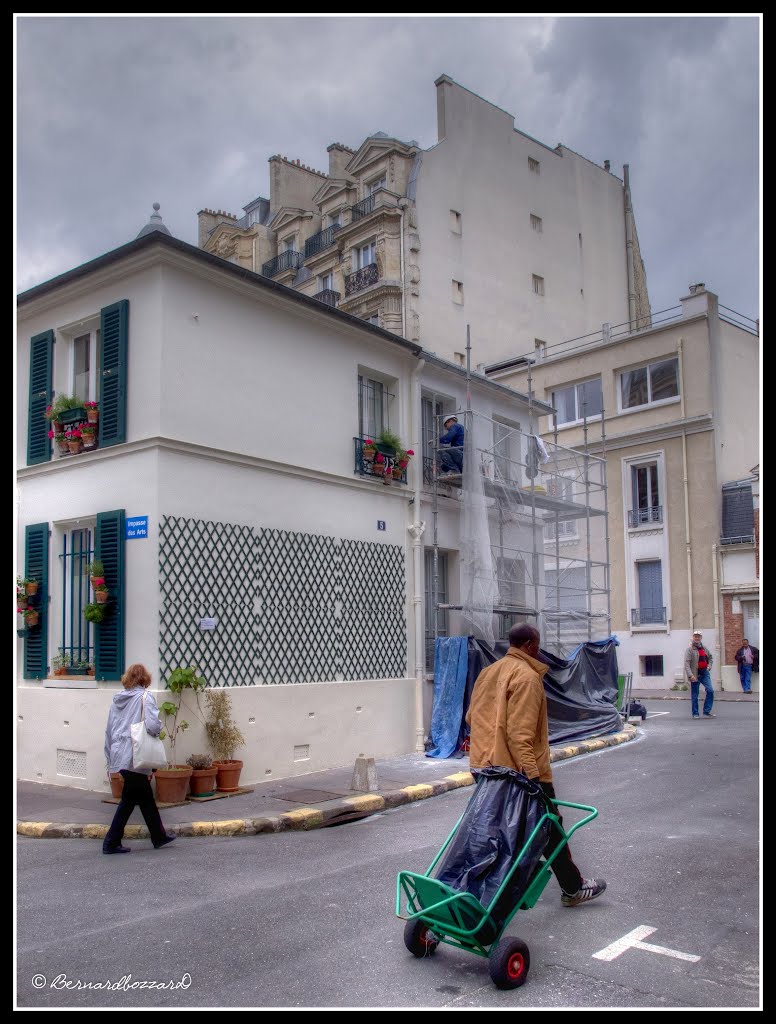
left=403, top=919, right=440, bottom=958
left=489, top=936, right=530, bottom=989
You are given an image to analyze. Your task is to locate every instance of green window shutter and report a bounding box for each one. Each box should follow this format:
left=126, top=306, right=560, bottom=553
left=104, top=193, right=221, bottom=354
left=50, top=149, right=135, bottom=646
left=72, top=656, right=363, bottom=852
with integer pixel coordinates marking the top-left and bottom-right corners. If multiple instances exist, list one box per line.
left=95, top=509, right=126, bottom=680
left=24, top=523, right=49, bottom=679
left=27, top=330, right=54, bottom=465
left=98, top=300, right=129, bottom=448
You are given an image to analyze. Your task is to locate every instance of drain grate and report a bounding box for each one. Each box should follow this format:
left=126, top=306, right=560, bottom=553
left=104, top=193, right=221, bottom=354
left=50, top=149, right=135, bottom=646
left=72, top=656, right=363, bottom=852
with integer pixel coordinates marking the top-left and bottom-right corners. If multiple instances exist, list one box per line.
left=271, top=788, right=346, bottom=804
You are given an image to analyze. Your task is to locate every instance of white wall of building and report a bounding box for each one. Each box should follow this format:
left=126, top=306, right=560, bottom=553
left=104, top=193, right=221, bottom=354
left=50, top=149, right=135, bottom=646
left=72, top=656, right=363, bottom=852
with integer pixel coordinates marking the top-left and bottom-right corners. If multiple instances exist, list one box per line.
left=414, top=80, right=631, bottom=367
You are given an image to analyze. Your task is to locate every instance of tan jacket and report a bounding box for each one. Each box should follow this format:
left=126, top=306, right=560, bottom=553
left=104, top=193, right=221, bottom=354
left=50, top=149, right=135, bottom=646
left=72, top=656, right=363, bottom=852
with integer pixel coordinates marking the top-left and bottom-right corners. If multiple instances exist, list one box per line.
left=465, top=647, right=552, bottom=782
left=684, top=641, right=713, bottom=682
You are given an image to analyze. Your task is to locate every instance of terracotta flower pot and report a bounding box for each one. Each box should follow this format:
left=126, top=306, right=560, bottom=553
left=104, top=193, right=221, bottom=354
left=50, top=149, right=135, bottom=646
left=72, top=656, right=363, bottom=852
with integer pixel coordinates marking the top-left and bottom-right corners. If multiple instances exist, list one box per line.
left=363, top=449, right=376, bottom=463
left=110, top=772, right=124, bottom=799
left=86, top=409, right=99, bottom=423
left=189, top=766, right=219, bottom=797
left=153, top=765, right=193, bottom=804
left=67, top=440, right=83, bottom=454
left=25, top=581, right=38, bottom=596
left=57, top=441, right=70, bottom=455
left=24, top=611, right=39, bottom=627
left=95, top=590, right=109, bottom=604
left=212, top=760, right=243, bottom=793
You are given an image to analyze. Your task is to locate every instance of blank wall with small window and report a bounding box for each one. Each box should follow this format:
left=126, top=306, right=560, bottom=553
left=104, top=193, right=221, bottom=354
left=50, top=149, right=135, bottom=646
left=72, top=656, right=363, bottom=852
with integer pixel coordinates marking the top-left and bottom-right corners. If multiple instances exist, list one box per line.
left=452, top=280, right=464, bottom=304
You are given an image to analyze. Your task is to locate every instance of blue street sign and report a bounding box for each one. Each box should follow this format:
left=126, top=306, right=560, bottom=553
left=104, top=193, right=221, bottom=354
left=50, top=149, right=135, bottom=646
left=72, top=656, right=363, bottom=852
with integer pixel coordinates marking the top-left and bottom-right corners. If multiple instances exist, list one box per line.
left=126, top=516, right=148, bottom=539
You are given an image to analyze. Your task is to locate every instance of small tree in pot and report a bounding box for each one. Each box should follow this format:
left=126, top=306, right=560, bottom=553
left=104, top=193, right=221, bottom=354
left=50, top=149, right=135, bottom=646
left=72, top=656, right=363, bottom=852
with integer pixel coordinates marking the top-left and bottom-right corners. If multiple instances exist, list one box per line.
left=204, top=689, right=246, bottom=792
left=156, top=666, right=207, bottom=804
left=186, top=753, right=218, bottom=798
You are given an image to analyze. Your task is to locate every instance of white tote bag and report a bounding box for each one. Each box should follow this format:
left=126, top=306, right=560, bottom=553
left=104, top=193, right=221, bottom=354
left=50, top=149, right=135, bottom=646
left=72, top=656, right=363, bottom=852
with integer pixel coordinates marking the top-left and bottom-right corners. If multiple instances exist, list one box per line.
left=130, top=692, right=168, bottom=771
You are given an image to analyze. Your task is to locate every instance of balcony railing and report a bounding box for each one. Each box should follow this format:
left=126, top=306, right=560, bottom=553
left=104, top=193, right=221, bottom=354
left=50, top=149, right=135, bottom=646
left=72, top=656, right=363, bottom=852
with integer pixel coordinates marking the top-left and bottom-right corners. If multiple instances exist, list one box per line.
left=353, top=437, right=407, bottom=485
left=628, top=506, right=663, bottom=527
left=304, top=224, right=340, bottom=259
left=314, top=289, right=340, bottom=308
left=345, top=262, right=379, bottom=297
left=261, top=250, right=305, bottom=278
left=351, top=195, right=376, bottom=221
left=720, top=533, right=755, bottom=545
left=631, top=607, right=667, bottom=626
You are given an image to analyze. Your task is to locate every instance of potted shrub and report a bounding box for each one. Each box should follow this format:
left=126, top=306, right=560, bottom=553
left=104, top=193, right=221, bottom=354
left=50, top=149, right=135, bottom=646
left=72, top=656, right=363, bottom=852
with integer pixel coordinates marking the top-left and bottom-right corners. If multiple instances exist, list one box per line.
left=376, top=427, right=402, bottom=457
left=16, top=577, right=27, bottom=610
left=155, top=666, right=207, bottom=803
left=86, top=560, right=104, bottom=589
left=52, top=651, right=70, bottom=677
left=58, top=395, right=87, bottom=426
left=84, top=400, right=99, bottom=424
left=23, top=606, right=39, bottom=628
left=204, top=689, right=246, bottom=792
left=186, top=754, right=218, bottom=798
left=94, top=581, right=110, bottom=604
left=45, top=394, right=71, bottom=432
left=22, top=576, right=38, bottom=597
left=50, top=429, right=69, bottom=455
left=84, top=602, right=107, bottom=625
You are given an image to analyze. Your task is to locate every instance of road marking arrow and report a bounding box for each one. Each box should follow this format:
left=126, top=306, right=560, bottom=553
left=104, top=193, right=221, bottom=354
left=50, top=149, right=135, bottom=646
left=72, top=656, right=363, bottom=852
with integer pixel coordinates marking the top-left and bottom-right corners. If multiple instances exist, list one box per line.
left=593, top=925, right=701, bottom=963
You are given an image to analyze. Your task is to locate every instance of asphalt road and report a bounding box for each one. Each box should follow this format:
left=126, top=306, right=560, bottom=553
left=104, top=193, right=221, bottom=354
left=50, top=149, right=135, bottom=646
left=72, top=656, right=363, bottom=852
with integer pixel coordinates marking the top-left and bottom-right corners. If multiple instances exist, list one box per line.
left=16, top=703, right=760, bottom=1009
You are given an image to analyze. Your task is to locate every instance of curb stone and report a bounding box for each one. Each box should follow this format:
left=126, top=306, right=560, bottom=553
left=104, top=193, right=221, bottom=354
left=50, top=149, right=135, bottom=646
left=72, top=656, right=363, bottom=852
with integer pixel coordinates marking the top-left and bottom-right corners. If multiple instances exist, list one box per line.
left=16, top=726, right=638, bottom=839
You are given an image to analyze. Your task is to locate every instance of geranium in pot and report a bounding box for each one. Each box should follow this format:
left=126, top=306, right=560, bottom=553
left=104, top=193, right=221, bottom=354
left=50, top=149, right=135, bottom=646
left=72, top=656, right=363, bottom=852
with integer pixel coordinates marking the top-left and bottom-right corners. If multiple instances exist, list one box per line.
left=155, top=666, right=206, bottom=804
left=86, top=560, right=105, bottom=590
left=204, top=689, right=246, bottom=792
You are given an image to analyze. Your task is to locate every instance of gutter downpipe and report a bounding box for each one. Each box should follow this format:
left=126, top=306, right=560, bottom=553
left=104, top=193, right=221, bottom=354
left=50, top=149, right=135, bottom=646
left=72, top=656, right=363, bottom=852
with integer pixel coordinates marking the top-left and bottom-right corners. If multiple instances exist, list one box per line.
left=398, top=200, right=408, bottom=339
left=623, top=164, right=637, bottom=330
left=409, top=357, right=427, bottom=753
left=678, top=337, right=694, bottom=633
left=712, top=542, right=721, bottom=686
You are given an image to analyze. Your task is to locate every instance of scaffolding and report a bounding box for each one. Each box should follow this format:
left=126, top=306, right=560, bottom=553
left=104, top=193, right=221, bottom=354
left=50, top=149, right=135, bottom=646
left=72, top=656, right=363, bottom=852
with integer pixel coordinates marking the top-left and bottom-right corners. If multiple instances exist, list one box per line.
left=428, top=335, right=611, bottom=661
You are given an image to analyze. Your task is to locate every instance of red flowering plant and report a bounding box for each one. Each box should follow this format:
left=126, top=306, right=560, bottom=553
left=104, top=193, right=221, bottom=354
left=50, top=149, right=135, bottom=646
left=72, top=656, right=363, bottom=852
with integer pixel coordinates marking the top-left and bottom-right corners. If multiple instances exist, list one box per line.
left=396, top=448, right=415, bottom=470
left=84, top=401, right=99, bottom=411
left=65, top=428, right=82, bottom=441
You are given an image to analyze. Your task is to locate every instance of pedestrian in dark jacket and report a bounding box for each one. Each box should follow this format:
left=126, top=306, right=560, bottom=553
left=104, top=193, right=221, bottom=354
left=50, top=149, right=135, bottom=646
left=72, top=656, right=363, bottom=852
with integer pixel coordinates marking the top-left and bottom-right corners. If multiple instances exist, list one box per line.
left=102, top=663, right=176, bottom=854
left=734, top=639, right=759, bottom=693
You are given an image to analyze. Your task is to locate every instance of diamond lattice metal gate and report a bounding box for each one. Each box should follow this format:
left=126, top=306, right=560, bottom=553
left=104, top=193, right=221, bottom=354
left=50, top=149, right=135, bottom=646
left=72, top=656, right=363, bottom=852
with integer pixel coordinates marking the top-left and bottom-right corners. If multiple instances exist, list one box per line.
left=159, top=515, right=406, bottom=686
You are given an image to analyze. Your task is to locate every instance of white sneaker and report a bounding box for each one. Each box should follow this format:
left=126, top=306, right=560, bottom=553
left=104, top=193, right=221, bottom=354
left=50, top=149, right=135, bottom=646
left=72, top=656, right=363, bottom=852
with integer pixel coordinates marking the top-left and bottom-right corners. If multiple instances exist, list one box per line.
left=561, top=878, right=606, bottom=907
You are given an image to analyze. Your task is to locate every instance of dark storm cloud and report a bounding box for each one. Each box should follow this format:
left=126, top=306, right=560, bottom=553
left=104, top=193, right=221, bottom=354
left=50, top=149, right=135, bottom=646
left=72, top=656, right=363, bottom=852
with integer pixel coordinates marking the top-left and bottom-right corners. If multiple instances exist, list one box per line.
left=16, top=15, right=759, bottom=321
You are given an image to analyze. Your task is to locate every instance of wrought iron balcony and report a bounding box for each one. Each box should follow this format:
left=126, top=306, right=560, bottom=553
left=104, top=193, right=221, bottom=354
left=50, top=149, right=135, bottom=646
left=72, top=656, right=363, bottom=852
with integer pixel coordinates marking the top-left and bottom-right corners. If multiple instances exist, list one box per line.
left=304, top=224, right=340, bottom=259
left=353, top=437, right=407, bottom=485
left=351, top=195, right=376, bottom=221
left=631, top=607, right=667, bottom=626
left=628, top=506, right=663, bottom=527
left=720, top=533, right=755, bottom=545
left=314, top=289, right=340, bottom=308
left=345, top=262, right=379, bottom=296
left=261, top=250, right=305, bottom=278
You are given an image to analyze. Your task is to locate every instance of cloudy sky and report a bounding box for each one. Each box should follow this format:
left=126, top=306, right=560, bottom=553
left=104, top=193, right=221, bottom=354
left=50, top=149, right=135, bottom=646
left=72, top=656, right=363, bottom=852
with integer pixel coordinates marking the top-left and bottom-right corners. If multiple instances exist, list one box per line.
left=16, top=14, right=760, bottom=323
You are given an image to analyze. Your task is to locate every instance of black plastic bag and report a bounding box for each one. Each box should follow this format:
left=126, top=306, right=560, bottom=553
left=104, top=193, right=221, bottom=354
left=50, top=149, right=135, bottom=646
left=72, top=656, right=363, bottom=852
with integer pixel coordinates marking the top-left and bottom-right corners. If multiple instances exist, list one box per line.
left=434, top=767, right=551, bottom=941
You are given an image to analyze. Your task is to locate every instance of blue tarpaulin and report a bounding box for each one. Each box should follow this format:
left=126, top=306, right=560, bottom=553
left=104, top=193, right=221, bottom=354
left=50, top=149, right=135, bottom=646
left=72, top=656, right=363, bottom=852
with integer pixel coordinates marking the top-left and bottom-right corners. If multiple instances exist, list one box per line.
left=426, top=635, right=621, bottom=758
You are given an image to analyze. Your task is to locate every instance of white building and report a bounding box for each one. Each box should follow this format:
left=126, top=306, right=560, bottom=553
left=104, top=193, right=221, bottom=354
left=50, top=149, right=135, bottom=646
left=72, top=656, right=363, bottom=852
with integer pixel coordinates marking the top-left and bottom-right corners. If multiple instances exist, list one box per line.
left=16, top=214, right=556, bottom=791
left=198, top=74, right=651, bottom=367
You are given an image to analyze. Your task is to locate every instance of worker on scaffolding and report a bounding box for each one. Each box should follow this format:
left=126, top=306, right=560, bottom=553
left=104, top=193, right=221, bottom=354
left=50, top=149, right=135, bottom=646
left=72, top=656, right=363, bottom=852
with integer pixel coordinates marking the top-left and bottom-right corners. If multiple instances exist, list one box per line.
left=438, top=414, right=464, bottom=475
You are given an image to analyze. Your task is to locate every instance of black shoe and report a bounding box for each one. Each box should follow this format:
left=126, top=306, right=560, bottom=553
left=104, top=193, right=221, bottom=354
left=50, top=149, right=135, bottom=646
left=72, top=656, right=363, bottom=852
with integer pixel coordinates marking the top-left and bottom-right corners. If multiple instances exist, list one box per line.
left=103, top=844, right=131, bottom=854
left=154, top=834, right=176, bottom=849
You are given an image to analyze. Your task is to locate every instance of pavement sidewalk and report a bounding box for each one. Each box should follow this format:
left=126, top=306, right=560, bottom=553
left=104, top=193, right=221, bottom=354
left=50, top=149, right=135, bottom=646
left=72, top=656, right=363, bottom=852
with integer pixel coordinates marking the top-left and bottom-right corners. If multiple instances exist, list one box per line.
left=17, top=690, right=757, bottom=841
left=17, top=724, right=641, bottom=841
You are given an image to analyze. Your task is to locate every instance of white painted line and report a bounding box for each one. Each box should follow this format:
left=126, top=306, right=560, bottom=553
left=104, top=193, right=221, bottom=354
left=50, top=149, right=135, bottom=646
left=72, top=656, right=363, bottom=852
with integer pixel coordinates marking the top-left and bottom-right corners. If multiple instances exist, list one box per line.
left=593, top=925, right=701, bottom=963
left=646, top=711, right=671, bottom=719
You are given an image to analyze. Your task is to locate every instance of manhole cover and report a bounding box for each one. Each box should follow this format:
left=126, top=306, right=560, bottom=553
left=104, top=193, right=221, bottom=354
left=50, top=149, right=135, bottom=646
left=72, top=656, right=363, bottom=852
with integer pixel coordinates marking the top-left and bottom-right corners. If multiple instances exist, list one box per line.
left=272, top=788, right=344, bottom=804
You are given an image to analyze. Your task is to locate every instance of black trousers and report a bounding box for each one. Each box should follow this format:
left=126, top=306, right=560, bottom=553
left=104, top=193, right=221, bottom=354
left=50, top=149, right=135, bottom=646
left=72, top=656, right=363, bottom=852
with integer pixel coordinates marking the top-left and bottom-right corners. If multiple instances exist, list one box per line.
left=104, top=769, right=167, bottom=849
left=539, top=781, right=584, bottom=894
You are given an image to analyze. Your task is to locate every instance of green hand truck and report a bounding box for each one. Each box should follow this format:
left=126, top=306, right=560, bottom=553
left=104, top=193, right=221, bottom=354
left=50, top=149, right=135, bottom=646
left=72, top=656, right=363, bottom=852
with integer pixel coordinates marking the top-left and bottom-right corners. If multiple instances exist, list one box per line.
left=396, top=796, right=598, bottom=990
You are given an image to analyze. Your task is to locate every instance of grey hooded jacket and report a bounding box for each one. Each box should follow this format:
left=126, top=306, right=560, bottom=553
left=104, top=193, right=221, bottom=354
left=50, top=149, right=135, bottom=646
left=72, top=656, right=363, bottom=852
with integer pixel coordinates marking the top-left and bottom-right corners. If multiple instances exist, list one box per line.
left=104, top=686, right=163, bottom=776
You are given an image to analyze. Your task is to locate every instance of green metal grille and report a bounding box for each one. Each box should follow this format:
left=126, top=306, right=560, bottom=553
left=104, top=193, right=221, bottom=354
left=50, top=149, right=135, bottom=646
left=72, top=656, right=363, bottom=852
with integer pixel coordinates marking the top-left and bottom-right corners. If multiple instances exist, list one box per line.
left=159, top=515, right=406, bottom=686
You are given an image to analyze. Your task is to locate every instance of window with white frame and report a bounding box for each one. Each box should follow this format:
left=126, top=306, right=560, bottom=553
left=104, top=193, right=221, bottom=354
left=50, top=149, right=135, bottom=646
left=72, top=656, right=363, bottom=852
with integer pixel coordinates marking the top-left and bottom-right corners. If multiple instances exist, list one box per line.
left=552, top=378, right=602, bottom=426
left=630, top=461, right=662, bottom=525
left=425, top=549, right=449, bottom=670
left=318, top=271, right=334, bottom=292
left=368, top=176, right=387, bottom=195
left=354, top=240, right=376, bottom=270
left=545, top=476, right=578, bottom=539
left=619, top=357, right=679, bottom=411
left=528, top=157, right=540, bottom=174
left=493, top=419, right=520, bottom=483
left=532, top=274, right=545, bottom=296
left=358, top=371, right=393, bottom=439
left=71, top=325, right=101, bottom=404
left=530, top=214, right=543, bottom=233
